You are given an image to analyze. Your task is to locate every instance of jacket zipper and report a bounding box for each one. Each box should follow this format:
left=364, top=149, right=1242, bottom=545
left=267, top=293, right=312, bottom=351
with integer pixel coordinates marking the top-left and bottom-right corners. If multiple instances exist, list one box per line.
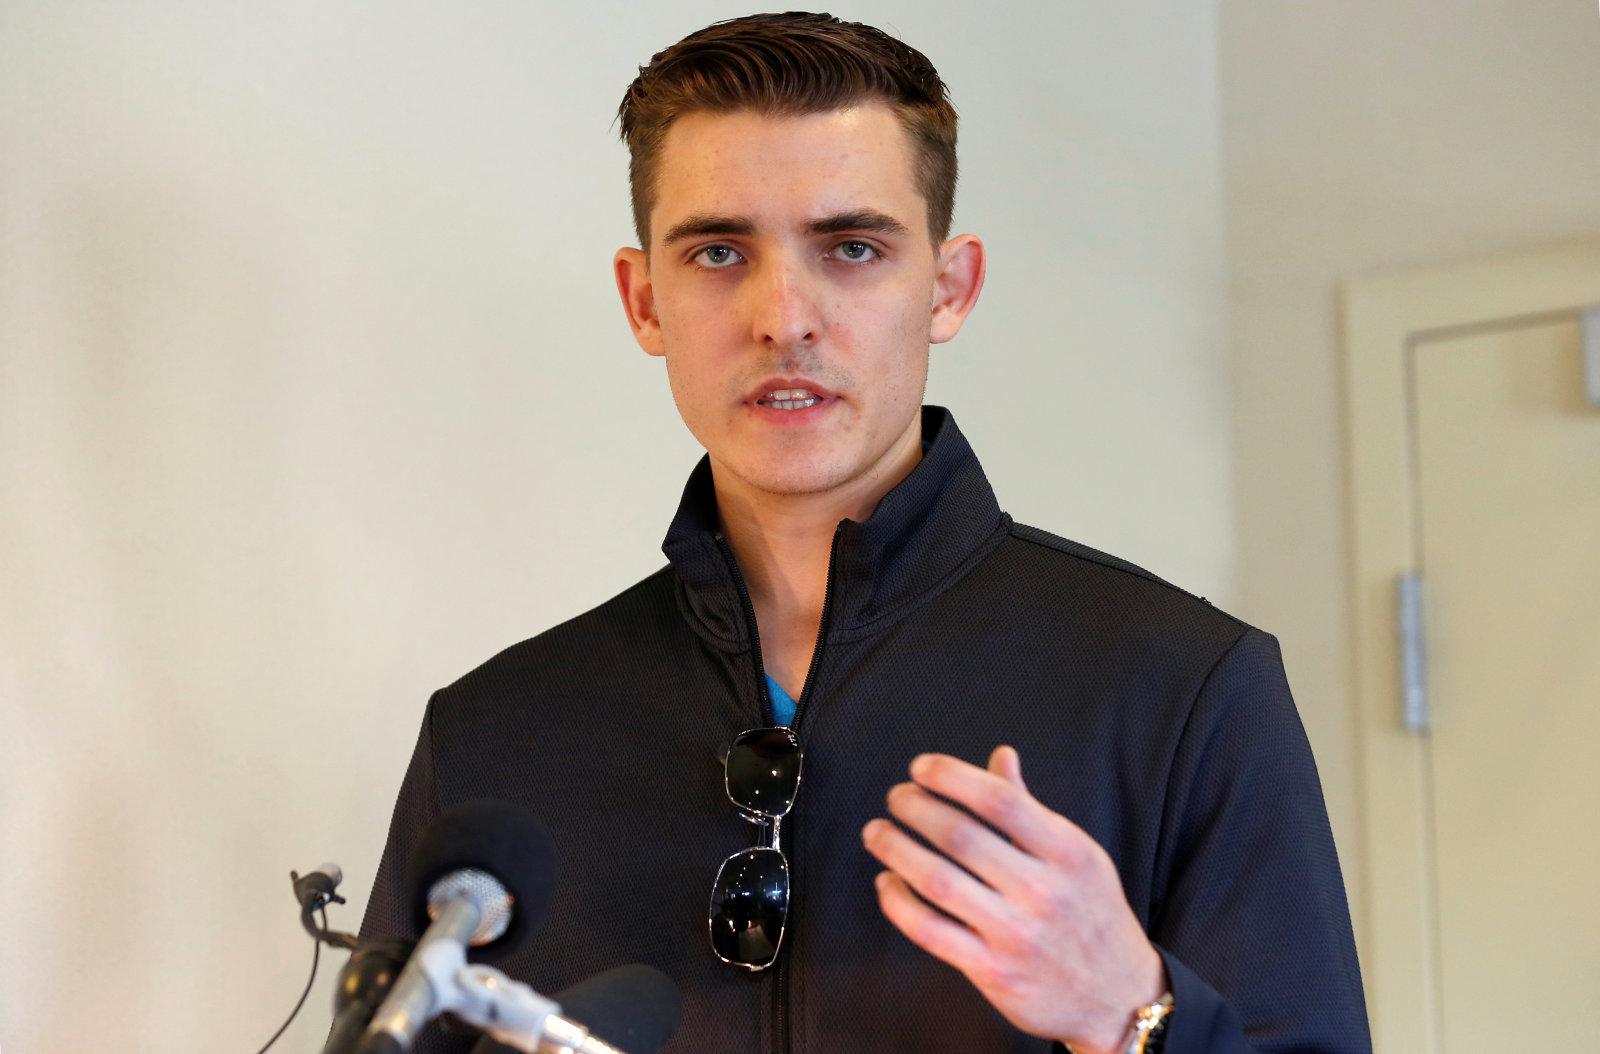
left=773, top=528, right=843, bottom=1054
left=715, top=526, right=844, bottom=1054
left=714, top=532, right=771, bottom=720
left=790, top=527, right=842, bottom=730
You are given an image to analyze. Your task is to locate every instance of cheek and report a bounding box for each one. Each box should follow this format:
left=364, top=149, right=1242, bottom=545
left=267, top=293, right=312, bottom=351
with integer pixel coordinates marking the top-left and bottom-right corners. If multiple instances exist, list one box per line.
left=662, top=344, right=743, bottom=435
left=876, top=272, right=935, bottom=343
left=877, top=303, right=933, bottom=379
left=664, top=352, right=711, bottom=396
left=655, top=297, right=697, bottom=348
left=654, top=273, right=724, bottom=338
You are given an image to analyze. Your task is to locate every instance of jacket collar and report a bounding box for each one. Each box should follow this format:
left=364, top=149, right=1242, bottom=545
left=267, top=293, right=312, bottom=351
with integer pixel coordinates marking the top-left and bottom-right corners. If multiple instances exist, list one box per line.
left=661, top=406, right=1009, bottom=646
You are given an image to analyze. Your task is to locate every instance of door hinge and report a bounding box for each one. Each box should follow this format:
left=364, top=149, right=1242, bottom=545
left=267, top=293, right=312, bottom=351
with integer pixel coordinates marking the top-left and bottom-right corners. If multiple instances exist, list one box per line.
left=1582, top=305, right=1600, bottom=408
left=1397, top=572, right=1429, bottom=733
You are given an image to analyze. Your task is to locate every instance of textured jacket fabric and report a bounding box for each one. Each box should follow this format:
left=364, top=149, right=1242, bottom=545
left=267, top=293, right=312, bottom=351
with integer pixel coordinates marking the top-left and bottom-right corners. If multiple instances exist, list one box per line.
left=358, top=406, right=1371, bottom=1054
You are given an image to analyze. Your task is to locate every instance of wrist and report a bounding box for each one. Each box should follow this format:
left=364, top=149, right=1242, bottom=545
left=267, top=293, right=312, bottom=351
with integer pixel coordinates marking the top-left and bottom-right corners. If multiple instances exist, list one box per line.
left=1062, top=991, right=1174, bottom=1054
left=1063, top=951, right=1171, bottom=1054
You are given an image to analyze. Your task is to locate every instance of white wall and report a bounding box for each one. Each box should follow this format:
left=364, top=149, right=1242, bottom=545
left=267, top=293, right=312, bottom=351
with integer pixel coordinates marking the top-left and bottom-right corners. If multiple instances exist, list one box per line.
left=1218, top=0, right=1600, bottom=973
left=0, top=3, right=1230, bottom=1051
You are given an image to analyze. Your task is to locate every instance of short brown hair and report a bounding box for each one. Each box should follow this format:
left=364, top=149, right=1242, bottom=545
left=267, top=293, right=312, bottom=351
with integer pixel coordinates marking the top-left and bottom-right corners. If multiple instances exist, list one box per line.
left=617, top=12, right=958, bottom=251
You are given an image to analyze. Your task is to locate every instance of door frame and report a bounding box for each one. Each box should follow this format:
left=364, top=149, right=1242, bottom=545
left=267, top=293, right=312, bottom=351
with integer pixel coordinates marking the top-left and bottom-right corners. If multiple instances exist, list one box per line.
left=1340, top=239, right=1600, bottom=1053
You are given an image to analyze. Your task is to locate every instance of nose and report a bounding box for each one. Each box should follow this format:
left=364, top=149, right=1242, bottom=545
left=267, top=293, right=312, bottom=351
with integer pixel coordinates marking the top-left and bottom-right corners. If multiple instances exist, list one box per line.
left=745, top=253, right=821, bottom=350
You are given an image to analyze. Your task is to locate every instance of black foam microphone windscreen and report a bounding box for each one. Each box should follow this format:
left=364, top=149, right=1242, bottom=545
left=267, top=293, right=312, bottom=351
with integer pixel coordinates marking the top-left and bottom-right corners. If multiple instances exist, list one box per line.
left=403, top=799, right=558, bottom=961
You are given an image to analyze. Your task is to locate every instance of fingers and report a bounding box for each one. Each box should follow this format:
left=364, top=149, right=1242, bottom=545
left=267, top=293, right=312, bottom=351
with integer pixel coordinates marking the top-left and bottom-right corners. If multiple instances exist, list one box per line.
left=861, top=814, right=1017, bottom=937
left=882, top=780, right=1037, bottom=898
left=988, top=744, right=1025, bottom=789
left=872, top=870, right=992, bottom=976
left=909, top=751, right=1085, bottom=867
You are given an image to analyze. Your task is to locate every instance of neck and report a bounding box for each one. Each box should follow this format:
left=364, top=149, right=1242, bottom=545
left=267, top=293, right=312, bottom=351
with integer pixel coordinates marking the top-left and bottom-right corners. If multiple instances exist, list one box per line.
left=712, top=421, right=923, bottom=697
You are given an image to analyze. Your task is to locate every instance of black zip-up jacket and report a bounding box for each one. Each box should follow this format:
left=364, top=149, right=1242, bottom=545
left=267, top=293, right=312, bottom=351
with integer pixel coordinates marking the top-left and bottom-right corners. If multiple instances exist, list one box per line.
left=359, top=407, right=1370, bottom=1053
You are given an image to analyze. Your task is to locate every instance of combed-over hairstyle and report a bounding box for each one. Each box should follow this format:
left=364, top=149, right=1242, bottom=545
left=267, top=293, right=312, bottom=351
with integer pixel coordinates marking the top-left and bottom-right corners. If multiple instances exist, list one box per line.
left=617, top=12, right=958, bottom=251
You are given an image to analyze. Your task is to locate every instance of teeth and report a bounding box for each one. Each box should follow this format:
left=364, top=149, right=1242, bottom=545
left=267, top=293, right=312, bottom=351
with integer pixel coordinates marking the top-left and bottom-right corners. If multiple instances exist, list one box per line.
left=760, top=388, right=821, bottom=411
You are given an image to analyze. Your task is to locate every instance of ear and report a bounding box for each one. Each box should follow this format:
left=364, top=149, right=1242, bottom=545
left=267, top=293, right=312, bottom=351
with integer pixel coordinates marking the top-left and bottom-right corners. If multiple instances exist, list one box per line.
left=613, top=246, right=664, bottom=356
left=928, top=234, right=986, bottom=345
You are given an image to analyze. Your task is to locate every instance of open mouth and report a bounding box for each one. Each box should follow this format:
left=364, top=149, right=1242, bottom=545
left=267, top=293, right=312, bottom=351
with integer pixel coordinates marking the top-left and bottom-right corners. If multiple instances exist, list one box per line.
left=756, top=388, right=823, bottom=411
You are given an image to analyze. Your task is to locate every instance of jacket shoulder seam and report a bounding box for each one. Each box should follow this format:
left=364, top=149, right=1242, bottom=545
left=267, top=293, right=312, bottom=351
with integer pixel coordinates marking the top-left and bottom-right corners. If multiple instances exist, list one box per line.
left=434, top=565, right=681, bottom=697
left=1006, top=522, right=1246, bottom=627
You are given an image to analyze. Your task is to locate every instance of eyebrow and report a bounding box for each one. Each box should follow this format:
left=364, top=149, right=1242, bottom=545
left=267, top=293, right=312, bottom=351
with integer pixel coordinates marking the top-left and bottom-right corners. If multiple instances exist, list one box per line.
left=807, top=210, right=911, bottom=238
left=659, top=209, right=911, bottom=247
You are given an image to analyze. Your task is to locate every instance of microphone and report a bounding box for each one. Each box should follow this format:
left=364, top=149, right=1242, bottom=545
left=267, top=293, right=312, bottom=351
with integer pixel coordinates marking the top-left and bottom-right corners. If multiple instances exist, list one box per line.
left=356, top=800, right=557, bottom=1054
left=293, top=863, right=347, bottom=910
left=466, top=964, right=683, bottom=1054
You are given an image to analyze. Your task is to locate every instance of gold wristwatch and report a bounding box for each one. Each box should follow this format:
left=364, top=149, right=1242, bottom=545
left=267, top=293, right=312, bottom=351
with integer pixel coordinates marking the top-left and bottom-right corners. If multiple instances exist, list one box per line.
left=1122, top=991, right=1174, bottom=1054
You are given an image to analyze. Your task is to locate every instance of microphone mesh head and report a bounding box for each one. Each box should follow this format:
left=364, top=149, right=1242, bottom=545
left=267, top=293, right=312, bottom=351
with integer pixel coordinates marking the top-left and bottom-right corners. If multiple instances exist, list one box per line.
left=427, top=868, right=514, bottom=945
left=405, top=799, right=555, bottom=959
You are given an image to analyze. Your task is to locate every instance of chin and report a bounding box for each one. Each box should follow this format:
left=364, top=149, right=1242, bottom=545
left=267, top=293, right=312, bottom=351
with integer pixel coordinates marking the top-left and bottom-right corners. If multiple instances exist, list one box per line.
left=737, top=457, right=857, bottom=497
left=751, top=471, right=848, bottom=497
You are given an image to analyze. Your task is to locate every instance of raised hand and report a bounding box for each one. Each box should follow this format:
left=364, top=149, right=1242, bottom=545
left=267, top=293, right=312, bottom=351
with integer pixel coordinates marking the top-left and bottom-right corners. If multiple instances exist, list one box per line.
left=861, top=746, right=1166, bottom=1054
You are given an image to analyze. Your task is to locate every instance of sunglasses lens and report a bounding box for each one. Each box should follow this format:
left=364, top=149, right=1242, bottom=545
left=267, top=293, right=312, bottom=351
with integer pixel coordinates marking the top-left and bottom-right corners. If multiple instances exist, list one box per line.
left=726, top=728, right=802, bottom=817
left=709, top=847, right=789, bottom=968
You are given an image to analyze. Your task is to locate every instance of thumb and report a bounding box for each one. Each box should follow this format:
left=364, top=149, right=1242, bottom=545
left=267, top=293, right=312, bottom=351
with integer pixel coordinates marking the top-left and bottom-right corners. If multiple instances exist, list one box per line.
left=988, top=744, right=1027, bottom=790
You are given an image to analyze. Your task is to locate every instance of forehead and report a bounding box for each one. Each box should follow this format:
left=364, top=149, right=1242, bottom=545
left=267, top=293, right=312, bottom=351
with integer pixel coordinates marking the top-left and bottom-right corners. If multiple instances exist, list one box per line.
left=650, top=103, right=925, bottom=243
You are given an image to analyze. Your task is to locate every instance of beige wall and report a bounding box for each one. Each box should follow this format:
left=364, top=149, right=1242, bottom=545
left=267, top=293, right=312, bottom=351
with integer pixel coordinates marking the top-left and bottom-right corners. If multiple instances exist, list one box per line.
left=1218, top=0, right=1600, bottom=969
left=0, top=3, right=1230, bottom=1051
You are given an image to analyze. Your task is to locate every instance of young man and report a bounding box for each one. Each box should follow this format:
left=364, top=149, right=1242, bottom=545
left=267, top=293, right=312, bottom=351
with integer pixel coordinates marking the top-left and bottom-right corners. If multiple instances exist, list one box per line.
left=361, top=14, right=1370, bottom=1053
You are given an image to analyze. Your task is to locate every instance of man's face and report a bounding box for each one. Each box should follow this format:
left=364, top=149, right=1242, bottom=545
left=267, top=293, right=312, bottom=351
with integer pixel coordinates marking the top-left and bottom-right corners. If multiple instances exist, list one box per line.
left=614, top=103, right=983, bottom=504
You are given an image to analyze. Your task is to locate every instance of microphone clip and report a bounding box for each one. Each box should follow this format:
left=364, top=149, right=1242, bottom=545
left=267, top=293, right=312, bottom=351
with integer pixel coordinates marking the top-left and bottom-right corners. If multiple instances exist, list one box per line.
left=292, top=864, right=360, bottom=951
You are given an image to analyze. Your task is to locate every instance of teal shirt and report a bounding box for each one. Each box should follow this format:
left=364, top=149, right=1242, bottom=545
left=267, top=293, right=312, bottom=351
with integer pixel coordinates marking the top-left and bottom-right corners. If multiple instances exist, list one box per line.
left=765, top=673, right=797, bottom=726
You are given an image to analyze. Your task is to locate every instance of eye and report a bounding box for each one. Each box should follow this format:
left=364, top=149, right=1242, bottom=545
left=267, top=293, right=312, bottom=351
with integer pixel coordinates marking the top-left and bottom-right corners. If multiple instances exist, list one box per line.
left=830, top=241, right=880, bottom=263
left=694, top=244, right=744, bottom=269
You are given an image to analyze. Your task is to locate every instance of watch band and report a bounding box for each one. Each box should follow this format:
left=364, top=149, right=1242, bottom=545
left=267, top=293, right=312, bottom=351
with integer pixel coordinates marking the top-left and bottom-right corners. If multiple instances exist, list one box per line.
left=1123, top=991, right=1174, bottom=1054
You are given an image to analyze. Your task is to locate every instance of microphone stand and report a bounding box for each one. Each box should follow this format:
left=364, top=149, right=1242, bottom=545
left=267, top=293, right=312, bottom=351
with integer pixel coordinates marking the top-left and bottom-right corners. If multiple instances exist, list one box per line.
left=289, top=867, right=416, bottom=1054
left=427, top=960, right=625, bottom=1054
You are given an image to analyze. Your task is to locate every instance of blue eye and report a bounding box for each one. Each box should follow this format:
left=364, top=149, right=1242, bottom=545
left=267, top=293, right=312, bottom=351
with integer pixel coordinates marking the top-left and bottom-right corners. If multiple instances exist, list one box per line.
left=696, top=245, right=743, bottom=268
left=832, top=241, right=879, bottom=262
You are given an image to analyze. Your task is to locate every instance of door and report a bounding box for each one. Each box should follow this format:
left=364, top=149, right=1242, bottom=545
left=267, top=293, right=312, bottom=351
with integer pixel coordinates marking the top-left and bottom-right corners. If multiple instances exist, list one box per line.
left=1342, top=241, right=1600, bottom=1053
left=1412, top=317, right=1600, bottom=1052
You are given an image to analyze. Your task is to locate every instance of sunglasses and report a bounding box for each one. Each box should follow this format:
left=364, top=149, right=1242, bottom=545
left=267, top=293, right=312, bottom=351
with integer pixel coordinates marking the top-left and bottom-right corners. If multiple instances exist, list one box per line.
left=708, top=727, right=804, bottom=971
